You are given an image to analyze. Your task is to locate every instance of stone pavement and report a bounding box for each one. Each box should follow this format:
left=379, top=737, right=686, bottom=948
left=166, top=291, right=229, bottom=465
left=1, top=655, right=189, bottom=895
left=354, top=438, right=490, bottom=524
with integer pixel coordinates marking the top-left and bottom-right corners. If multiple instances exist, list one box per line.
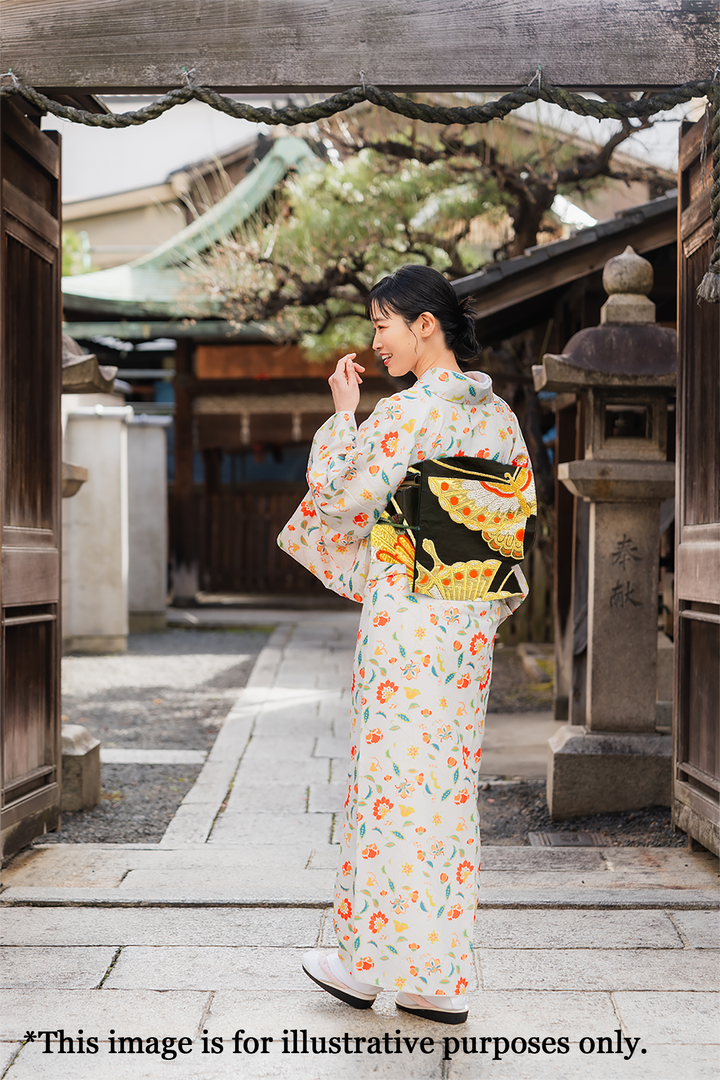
left=1, top=610, right=718, bottom=1079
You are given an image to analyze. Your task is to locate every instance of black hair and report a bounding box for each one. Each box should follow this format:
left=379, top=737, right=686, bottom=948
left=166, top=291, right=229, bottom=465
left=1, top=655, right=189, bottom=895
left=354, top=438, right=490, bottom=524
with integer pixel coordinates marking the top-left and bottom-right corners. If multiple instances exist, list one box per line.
left=365, top=264, right=479, bottom=363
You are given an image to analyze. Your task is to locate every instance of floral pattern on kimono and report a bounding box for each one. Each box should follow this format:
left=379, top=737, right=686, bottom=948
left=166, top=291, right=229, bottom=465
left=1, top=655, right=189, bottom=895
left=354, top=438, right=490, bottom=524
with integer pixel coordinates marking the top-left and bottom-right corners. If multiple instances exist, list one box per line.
left=278, top=369, right=533, bottom=994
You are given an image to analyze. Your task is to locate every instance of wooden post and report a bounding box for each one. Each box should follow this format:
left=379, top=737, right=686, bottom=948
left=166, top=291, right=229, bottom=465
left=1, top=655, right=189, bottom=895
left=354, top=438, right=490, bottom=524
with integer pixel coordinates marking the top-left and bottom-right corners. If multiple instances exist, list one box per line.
left=171, top=338, right=199, bottom=604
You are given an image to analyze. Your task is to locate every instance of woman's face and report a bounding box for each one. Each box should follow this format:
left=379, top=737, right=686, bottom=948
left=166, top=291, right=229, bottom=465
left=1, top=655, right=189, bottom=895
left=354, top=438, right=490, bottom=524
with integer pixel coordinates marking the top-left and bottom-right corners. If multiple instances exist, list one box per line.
left=370, top=306, right=424, bottom=378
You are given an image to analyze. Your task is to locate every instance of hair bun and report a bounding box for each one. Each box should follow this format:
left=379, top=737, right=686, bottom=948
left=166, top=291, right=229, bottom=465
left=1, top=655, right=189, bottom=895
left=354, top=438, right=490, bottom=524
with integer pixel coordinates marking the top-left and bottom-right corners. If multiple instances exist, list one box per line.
left=452, top=296, right=479, bottom=363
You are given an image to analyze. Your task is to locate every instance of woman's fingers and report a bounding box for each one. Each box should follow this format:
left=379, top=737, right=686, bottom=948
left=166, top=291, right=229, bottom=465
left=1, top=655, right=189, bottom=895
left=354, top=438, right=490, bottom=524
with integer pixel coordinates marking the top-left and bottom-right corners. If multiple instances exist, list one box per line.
left=330, top=353, right=364, bottom=385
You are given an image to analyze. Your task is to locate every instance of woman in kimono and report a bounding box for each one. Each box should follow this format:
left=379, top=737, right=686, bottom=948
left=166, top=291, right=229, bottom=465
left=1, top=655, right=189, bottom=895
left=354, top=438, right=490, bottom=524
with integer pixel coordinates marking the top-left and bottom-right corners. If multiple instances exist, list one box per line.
left=278, top=264, right=535, bottom=1024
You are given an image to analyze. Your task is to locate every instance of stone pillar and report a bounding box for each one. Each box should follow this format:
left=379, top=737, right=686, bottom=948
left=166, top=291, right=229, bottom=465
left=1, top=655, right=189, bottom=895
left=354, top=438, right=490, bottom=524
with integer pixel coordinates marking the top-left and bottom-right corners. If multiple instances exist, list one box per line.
left=128, top=416, right=170, bottom=632
left=587, top=501, right=661, bottom=732
left=62, top=396, right=132, bottom=654
left=533, top=247, right=676, bottom=819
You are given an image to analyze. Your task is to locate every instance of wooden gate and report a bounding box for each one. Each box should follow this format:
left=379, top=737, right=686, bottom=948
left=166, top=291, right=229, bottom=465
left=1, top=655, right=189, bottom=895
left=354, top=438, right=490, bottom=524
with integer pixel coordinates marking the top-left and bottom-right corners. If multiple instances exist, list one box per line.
left=0, top=101, right=63, bottom=860
left=673, top=116, right=720, bottom=855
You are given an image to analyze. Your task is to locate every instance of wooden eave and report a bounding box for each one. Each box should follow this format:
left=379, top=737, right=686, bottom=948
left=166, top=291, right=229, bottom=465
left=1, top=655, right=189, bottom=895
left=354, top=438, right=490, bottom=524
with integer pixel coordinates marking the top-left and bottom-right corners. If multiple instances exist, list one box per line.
left=453, top=194, right=678, bottom=342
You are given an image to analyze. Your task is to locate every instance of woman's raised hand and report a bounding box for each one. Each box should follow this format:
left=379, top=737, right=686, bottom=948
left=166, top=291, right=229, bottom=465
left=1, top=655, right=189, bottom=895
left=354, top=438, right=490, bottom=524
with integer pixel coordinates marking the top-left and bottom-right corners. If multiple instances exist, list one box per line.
left=328, top=352, right=365, bottom=413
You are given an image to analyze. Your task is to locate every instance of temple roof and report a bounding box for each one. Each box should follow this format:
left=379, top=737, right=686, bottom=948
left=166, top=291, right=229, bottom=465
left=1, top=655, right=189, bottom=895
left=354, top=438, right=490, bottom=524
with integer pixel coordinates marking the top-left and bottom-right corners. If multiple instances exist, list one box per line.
left=62, top=137, right=319, bottom=320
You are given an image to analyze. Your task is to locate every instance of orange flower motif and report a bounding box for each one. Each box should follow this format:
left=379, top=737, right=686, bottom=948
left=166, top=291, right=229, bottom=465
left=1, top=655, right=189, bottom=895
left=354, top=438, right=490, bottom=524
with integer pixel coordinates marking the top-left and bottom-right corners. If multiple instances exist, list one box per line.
left=362, top=844, right=379, bottom=859
left=422, top=654, right=431, bottom=667
left=447, top=905, right=463, bottom=920
left=373, top=796, right=394, bottom=820
left=342, top=861, right=352, bottom=876
left=455, top=977, right=469, bottom=994
left=337, top=899, right=352, bottom=921
left=408, top=942, right=420, bottom=951
left=380, top=431, right=399, bottom=457
left=456, top=674, right=471, bottom=689
left=453, top=640, right=462, bottom=651
left=376, top=679, right=398, bottom=703
left=365, top=728, right=383, bottom=744
left=356, top=957, right=374, bottom=971
left=447, top=756, right=457, bottom=767
left=300, top=499, right=316, bottom=517
left=372, top=610, right=390, bottom=627
left=474, top=748, right=482, bottom=763
left=440, top=873, right=449, bottom=883
left=422, top=732, right=431, bottom=743
left=369, top=911, right=389, bottom=934
left=369, top=464, right=380, bottom=475
left=456, top=860, right=474, bottom=885
left=410, top=965, right=418, bottom=976
left=353, top=512, right=369, bottom=527
left=469, top=631, right=488, bottom=656
left=454, top=789, right=470, bottom=804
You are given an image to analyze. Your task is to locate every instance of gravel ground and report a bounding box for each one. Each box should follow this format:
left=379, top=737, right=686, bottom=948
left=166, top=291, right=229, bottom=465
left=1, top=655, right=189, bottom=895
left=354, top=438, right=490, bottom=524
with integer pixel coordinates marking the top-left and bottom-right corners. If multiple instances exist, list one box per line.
left=486, top=644, right=553, bottom=714
left=39, top=627, right=270, bottom=846
left=478, top=780, right=685, bottom=848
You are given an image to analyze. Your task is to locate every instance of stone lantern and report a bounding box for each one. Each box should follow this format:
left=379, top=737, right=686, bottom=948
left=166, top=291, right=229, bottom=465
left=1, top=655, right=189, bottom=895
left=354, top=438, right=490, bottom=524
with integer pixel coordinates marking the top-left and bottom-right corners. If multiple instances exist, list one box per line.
left=533, top=247, right=676, bottom=818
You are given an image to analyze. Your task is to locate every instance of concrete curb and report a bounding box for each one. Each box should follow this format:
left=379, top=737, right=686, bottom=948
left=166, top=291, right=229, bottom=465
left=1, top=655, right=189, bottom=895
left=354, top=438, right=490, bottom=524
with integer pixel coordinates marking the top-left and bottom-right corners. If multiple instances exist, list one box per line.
left=159, top=623, right=295, bottom=848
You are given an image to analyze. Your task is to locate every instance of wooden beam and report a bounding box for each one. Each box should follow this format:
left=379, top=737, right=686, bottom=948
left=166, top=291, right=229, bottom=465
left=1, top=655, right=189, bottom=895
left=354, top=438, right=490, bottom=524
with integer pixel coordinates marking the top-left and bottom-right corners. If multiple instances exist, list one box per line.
left=4, top=1, right=717, bottom=94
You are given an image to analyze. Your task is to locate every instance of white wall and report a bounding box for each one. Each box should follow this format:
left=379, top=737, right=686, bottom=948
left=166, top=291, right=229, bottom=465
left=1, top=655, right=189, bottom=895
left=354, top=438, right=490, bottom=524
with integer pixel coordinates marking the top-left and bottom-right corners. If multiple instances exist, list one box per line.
left=62, top=396, right=131, bottom=653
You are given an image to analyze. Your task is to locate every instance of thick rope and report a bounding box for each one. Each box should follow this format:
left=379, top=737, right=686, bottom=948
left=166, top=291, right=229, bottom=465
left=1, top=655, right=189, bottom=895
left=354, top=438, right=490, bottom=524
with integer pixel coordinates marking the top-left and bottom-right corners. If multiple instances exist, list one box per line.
left=1, top=73, right=717, bottom=292
left=696, top=79, right=720, bottom=303
left=0, top=76, right=713, bottom=129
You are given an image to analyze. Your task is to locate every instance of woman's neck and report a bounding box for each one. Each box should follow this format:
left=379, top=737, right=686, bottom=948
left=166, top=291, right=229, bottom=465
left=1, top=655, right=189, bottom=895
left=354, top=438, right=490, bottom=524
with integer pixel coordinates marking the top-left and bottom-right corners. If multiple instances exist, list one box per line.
left=413, top=348, right=461, bottom=381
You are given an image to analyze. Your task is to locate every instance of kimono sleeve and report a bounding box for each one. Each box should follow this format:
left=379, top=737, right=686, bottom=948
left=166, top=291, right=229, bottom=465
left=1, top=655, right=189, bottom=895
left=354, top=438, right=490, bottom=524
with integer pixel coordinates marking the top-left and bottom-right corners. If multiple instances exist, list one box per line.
left=277, top=394, right=422, bottom=602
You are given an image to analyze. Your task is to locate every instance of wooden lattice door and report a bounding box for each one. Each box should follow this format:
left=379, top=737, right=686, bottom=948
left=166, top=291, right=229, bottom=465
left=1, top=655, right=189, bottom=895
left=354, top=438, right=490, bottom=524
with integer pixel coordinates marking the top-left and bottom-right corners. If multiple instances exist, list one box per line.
left=0, top=100, right=62, bottom=860
left=673, top=116, right=720, bottom=855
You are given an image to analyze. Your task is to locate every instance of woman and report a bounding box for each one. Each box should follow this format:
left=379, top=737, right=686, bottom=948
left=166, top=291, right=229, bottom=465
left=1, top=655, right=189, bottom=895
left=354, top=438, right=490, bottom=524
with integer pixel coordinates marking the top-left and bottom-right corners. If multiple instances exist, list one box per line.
left=278, top=264, right=535, bottom=1024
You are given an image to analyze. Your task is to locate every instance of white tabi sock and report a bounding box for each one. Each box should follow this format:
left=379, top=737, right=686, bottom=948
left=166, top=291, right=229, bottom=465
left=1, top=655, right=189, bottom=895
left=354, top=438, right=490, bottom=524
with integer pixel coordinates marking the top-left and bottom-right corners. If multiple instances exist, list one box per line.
left=327, top=952, right=382, bottom=995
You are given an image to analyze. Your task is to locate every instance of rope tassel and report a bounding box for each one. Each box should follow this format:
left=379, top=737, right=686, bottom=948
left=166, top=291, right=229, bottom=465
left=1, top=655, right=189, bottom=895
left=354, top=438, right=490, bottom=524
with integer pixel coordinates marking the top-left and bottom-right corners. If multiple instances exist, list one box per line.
left=696, top=80, right=720, bottom=304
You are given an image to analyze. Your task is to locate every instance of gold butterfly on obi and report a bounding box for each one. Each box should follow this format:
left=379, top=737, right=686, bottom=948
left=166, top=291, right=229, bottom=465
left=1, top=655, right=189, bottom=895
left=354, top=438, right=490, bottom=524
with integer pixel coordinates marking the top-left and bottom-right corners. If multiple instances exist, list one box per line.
left=427, top=462, right=536, bottom=559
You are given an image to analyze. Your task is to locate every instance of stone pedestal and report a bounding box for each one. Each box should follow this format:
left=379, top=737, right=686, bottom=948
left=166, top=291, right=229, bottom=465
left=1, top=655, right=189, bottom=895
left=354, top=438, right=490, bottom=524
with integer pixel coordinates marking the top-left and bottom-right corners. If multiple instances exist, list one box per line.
left=128, top=417, right=169, bottom=633
left=61, top=725, right=101, bottom=812
left=547, top=725, right=672, bottom=819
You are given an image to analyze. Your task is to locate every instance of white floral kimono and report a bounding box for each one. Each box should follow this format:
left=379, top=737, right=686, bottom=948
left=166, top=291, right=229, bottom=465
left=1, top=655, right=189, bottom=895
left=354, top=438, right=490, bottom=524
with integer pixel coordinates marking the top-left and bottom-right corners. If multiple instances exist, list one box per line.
left=278, top=369, right=533, bottom=996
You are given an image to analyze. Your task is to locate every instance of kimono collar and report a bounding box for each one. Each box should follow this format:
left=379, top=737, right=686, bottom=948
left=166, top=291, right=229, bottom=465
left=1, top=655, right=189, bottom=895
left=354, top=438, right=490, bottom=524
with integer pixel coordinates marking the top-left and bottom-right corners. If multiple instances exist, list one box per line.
left=417, top=367, right=493, bottom=404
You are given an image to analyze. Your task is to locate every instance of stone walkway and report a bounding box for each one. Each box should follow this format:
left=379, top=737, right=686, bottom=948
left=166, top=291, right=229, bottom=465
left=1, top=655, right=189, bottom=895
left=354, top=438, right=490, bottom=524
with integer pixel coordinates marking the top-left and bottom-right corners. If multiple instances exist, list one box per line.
left=1, top=611, right=718, bottom=1079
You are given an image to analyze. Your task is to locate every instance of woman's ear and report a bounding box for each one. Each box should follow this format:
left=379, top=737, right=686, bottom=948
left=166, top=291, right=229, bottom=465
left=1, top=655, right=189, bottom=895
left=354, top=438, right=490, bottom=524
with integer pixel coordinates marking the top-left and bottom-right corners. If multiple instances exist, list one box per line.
left=418, top=311, right=437, bottom=339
